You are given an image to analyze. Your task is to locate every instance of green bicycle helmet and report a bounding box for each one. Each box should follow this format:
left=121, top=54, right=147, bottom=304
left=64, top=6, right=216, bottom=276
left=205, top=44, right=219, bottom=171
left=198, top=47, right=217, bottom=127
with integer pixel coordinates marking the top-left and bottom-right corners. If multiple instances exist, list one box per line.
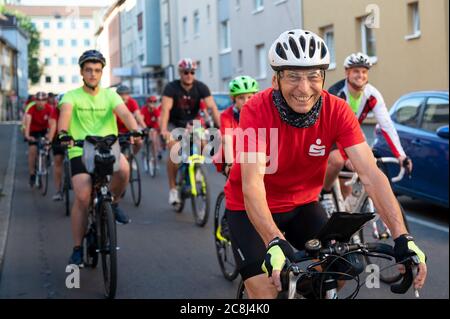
left=229, top=76, right=260, bottom=97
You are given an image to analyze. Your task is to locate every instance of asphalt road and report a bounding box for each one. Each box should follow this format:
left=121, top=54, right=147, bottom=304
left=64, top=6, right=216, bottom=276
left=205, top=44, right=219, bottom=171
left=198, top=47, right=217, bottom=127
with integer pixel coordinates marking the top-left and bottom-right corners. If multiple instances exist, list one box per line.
left=0, top=126, right=448, bottom=299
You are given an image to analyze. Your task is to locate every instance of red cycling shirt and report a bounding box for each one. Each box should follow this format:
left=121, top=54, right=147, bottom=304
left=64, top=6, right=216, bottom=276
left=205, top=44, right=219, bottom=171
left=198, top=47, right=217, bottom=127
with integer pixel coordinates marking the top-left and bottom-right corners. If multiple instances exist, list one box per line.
left=26, top=103, right=53, bottom=133
left=141, top=106, right=161, bottom=129
left=117, top=97, right=139, bottom=133
left=224, top=88, right=365, bottom=213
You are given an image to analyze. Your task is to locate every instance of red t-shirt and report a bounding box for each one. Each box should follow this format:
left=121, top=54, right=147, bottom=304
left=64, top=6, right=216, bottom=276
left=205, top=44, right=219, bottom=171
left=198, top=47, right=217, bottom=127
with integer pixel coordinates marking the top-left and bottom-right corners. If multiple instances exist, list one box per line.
left=26, top=103, right=53, bottom=133
left=224, top=88, right=365, bottom=213
left=117, top=98, right=139, bottom=133
left=51, top=106, right=59, bottom=121
left=213, top=105, right=239, bottom=172
left=141, top=106, right=161, bottom=129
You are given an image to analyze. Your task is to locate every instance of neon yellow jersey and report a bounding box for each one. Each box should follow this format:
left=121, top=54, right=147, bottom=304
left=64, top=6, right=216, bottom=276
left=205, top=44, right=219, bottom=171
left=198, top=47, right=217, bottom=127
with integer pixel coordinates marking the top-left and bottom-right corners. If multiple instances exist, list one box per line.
left=60, top=87, right=123, bottom=159
left=24, top=101, right=36, bottom=113
left=348, top=93, right=363, bottom=114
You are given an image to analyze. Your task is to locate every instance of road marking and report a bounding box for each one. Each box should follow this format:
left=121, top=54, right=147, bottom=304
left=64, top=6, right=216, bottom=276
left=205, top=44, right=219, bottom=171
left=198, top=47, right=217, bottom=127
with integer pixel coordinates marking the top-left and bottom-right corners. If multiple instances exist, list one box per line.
left=406, top=216, right=449, bottom=233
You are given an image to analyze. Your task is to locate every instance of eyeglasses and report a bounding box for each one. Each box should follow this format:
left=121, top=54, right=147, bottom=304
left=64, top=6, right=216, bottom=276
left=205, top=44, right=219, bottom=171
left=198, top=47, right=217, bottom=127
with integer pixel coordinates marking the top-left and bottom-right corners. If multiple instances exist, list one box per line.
left=36, top=99, right=47, bottom=102
left=280, top=70, right=324, bottom=86
left=83, top=67, right=103, bottom=75
left=183, top=70, right=196, bottom=75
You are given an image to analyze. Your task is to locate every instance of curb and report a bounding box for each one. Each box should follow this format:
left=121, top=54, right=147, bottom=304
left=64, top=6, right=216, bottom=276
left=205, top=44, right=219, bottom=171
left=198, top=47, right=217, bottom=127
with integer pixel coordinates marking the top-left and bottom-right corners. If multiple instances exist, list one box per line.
left=0, top=125, right=18, bottom=282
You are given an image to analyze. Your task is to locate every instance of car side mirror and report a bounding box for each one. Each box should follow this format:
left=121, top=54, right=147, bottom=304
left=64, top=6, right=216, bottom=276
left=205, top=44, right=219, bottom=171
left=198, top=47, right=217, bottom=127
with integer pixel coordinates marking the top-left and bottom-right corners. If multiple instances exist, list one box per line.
left=436, top=125, right=449, bottom=139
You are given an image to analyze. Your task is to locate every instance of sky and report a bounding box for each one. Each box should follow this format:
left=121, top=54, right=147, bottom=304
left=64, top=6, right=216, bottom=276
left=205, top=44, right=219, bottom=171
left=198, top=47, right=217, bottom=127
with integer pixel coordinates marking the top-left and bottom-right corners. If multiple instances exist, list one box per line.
left=15, top=0, right=113, bottom=6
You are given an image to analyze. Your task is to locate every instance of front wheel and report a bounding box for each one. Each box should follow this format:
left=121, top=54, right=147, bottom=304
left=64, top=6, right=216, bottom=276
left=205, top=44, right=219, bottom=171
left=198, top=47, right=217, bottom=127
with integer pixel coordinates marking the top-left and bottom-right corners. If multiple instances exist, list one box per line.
left=214, top=192, right=238, bottom=281
left=129, top=154, right=142, bottom=207
left=359, top=197, right=409, bottom=284
left=191, top=165, right=210, bottom=227
left=40, top=153, right=49, bottom=196
left=97, top=201, right=117, bottom=299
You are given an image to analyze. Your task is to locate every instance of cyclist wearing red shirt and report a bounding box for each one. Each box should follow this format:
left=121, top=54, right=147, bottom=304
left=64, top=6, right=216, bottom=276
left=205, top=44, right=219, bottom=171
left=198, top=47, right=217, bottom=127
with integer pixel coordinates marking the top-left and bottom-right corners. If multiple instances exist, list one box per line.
left=116, top=85, right=147, bottom=154
left=215, top=76, right=259, bottom=176
left=48, top=103, right=65, bottom=201
left=141, top=95, right=162, bottom=160
left=223, top=29, right=427, bottom=298
left=24, top=91, right=53, bottom=187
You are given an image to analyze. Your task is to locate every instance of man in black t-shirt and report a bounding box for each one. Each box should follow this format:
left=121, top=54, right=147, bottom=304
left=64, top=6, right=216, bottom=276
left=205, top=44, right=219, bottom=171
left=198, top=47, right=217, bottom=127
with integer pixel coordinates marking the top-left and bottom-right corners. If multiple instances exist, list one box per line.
left=160, top=58, right=221, bottom=206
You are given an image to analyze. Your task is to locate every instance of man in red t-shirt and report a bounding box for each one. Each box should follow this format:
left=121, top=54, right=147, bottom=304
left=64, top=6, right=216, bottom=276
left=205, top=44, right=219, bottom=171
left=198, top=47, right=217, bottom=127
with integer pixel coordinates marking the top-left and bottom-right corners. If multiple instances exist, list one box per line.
left=116, top=85, right=146, bottom=154
left=24, top=91, right=53, bottom=187
left=48, top=105, right=65, bottom=200
left=223, top=29, right=427, bottom=299
left=141, top=95, right=162, bottom=160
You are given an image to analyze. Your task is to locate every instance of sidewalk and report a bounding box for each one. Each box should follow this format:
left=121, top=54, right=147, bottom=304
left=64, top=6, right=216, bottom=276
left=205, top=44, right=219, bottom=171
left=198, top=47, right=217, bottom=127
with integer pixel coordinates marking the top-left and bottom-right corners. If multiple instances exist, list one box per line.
left=0, top=124, right=14, bottom=197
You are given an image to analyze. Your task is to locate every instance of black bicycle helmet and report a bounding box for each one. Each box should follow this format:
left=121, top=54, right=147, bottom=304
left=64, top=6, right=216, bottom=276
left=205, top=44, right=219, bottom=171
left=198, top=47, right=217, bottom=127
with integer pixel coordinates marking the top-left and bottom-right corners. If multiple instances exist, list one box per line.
left=78, top=50, right=106, bottom=68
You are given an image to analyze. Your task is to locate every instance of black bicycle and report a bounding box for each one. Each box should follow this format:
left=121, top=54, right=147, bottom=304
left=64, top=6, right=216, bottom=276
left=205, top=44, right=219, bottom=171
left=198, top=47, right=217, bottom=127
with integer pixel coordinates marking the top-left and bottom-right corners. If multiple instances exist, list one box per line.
left=35, top=137, right=51, bottom=196
left=62, top=148, right=72, bottom=217
left=68, top=135, right=119, bottom=299
left=173, top=124, right=210, bottom=227
left=142, top=128, right=158, bottom=177
left=237, top=212, right=419, bottom=299
left=214, top=177, right=239, bottom=281
left=119, top=131, right=143, bottom=207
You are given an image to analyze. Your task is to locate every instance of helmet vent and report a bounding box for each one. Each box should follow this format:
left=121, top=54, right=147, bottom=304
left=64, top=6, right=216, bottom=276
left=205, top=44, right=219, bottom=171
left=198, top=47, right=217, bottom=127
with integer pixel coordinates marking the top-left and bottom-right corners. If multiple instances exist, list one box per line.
left=299, top=36, right=306, bottom=54
left=309, top=38, right=316, bottom=58
left=276, top=43, right=288, bottom=60
left=320, top=42, right=328, bottom=59
left=289, top=37, right=300, bottom=59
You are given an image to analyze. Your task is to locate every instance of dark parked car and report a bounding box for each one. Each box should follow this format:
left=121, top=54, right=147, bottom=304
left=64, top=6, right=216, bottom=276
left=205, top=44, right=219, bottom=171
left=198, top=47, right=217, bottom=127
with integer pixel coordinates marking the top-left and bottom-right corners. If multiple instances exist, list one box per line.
left=372, top=91, right=449, bottom=208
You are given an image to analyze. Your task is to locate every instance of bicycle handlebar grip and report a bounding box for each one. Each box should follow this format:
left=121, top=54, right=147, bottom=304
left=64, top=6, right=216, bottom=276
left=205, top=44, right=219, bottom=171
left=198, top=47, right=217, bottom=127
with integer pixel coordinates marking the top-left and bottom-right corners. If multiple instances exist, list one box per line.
left=390, top=265, right=414, bottom=294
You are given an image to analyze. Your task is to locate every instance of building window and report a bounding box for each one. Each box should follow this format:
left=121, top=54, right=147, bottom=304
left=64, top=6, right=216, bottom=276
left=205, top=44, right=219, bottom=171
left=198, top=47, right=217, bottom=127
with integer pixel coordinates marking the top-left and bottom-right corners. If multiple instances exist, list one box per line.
left=84, top=21, right=90, bottom=29
left=220, top=19, right=231, bottom=52
left=237, top=49, right=243, bottom=71
left=360, top=18, right=376, bottom=60
left=57, top=39, right=64, bottom=47
left=58, top=76, right=65, bottom=84
left=72, top=57, right=78, bottom=65
left=71, top=21, right=76, bottom=29
left=193, top=10, right=200, bottom=36
left=57, top=21, right=63, bottom=29
left=84, top=39, right=91, bottom=47
left=163, top=21, right=170, bottom=46
left=406, top=2, right=421, bottom=39
left=44, top=21, right=50, bottom=29
left=208, top=57, right=213, bottom=77
left=72, top=75, right=79, bottom=84
left=44, top=57, right=51, bottom=66
left=206, top=4, right=211, bottom=24
left=45, top=76, right=52, bottom=83
left=58, top=57, right=65, bottom=66
left=321, top=25, right=336, bottom=69
left=137, top=13, right=143, bottom=31
left=43, top=39, right=51, bottom=47
left=182, top=16, right=188, bottom=41
left=254, top=0, right=264, bottom=12
left=71, top=39, right=77, bottom=47
left=256, top=44, right=266, bottom=79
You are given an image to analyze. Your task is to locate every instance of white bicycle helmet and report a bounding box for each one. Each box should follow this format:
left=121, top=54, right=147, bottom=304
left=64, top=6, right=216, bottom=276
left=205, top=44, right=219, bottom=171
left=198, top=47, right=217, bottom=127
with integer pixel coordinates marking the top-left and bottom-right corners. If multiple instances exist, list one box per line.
left=269, top=29, right=330, bottom=71
left=344, top=52, right=372, bottom=69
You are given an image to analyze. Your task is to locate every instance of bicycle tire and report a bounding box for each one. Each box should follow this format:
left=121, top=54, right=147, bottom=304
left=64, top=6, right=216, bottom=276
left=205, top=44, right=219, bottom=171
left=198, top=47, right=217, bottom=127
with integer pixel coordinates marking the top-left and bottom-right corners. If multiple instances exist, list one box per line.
left=97, top=201, right=117, bottom=299
left=149, top=139, right=157, bottom=178
left=64, top=160, right=71, bottom=216
left=214, top=191, right=239, bottom=281
left=174, top=168, right=185, bottom=213
left=129, top=154, right=142, bottom=207
left=358, top=196, right=409, bottom=284
left=191, top=165, right=210, bottom=227
left=83, top=221, right=98, bottom=268
left=41, top=154, right=49, bottom=196
left=236, top=280, right=247, bottom=299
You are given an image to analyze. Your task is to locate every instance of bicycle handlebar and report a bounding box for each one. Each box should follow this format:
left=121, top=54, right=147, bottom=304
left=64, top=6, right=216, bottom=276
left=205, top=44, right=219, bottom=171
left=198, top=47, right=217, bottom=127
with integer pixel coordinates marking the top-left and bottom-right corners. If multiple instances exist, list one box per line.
left=342, top=157, right=405, bottom=186
left=282, top=241, right=417, bottom=297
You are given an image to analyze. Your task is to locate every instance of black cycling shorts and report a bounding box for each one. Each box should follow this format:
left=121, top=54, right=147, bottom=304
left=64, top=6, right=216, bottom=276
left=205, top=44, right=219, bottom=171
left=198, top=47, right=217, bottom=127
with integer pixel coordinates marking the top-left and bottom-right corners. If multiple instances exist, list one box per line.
left=70, top=156, right=88, bottom=177
left=52, top=140, right=65, bottom=156
left=226, top=202, right=329, bottom=281
left=28, top=130, right=47, bottom=146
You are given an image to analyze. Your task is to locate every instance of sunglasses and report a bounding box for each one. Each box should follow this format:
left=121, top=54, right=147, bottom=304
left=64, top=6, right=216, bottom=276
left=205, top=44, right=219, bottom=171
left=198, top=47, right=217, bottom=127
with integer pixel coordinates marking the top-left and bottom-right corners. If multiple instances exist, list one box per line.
left=183, top=71, right=196, bottom=75
left=36, top=99, right=47, bottom=102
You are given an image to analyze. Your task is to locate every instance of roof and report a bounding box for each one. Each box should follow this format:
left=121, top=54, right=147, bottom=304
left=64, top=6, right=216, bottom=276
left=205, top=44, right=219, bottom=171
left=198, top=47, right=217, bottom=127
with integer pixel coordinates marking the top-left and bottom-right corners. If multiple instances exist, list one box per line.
left=5, top=5, right=102, bottom=18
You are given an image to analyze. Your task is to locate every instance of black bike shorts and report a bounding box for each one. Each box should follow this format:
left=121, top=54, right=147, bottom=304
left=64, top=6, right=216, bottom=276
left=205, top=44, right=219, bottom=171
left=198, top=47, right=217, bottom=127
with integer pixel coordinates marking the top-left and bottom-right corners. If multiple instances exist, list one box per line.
left=226, top=202, right=329, bottom=281
left=52, top=140, right=65, bottom=156
left=70, top=156, right=88, bottom=177
left=28, top=130, right=47, bottom=146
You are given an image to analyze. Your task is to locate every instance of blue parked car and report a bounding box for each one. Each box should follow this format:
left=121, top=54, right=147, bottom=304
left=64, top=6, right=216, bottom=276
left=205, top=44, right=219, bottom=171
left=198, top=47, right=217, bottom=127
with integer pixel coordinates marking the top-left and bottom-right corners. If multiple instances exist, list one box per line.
left=372, top=91, right=449, bottom=208
left=212, top=92, right=233, bottom=112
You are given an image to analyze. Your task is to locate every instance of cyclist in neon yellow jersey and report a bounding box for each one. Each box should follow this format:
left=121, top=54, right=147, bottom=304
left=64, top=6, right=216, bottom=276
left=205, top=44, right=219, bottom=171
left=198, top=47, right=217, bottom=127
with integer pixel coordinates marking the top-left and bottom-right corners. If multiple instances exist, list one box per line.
left=58, top=50, right=140, bottom=267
